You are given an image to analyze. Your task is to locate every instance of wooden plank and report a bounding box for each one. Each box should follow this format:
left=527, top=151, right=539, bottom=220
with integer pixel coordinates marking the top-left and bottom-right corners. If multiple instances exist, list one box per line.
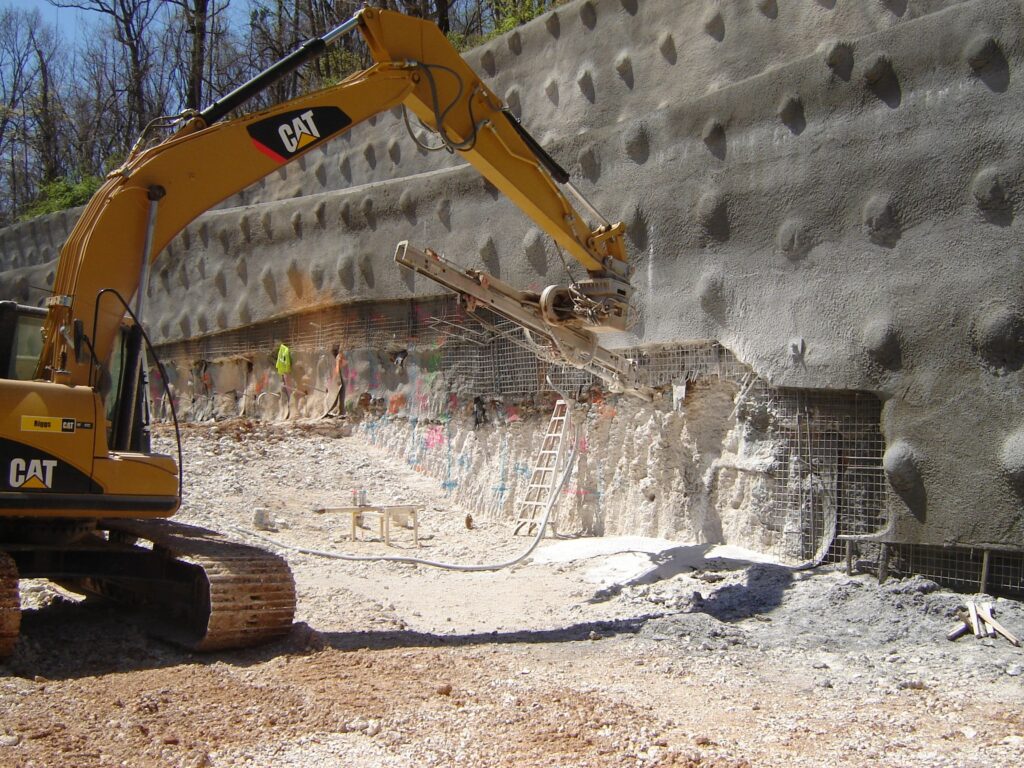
left=978, top=603, right=1021, bottom=647
left=967, top=601, right=983, bottom=638
left=946, top=621, right=971, bottom=641
left=979, top=602, right=996, bottom=638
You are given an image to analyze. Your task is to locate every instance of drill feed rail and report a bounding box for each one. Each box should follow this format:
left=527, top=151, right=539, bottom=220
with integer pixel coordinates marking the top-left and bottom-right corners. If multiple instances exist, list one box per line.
left=394, top=242, right=651, bottom=399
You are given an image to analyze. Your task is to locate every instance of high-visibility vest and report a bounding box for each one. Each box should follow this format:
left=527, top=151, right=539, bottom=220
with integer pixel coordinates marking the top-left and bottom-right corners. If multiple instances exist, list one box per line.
left=275, top=344, right=292, bottom=375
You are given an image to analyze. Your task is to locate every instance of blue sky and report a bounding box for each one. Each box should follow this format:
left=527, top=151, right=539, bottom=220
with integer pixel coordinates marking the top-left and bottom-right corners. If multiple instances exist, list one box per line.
left=4, top=1, right=93, bottom=44
left=5, top=0, right=65, bottom=20
left=3, top=1, right=253, bottom=46
left=5, top=1, right=85, bottom=24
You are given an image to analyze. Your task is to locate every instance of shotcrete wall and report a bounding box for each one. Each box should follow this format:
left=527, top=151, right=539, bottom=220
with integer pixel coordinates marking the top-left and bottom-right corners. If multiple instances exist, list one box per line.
left=2, top=0, right=1023, bottom=555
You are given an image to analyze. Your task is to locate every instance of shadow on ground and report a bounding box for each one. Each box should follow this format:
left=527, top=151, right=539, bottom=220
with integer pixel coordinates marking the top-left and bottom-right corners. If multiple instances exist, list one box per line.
left=312, top=615, right=658, bottom=653
left=586, top=544, right=791, bottom=611
left=697, top=564, right=793, bottom=621
left=4, top=598, right=660, bottom=681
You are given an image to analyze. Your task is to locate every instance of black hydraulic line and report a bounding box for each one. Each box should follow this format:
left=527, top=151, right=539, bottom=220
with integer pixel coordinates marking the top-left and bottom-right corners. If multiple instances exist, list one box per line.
left=502, top=109, right=570, bottom=184
left=199, top=37, right=329, bottom=126
left=111, top=323, right=144, bottom=452
left=92, top=288, right=184, bottom=506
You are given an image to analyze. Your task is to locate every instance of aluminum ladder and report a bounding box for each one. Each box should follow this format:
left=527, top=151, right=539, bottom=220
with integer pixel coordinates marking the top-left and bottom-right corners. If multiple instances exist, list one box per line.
left=513, top=399, right=573, bottom=536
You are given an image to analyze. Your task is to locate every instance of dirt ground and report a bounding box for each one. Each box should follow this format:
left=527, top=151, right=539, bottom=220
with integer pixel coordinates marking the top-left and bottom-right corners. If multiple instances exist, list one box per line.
left=1, top=421, right=1022, bottom=768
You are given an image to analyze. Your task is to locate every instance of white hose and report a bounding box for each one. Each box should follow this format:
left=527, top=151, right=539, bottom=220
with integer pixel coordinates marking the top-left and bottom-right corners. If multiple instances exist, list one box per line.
left=790, top=475, right=838, bottom=572
left=230, top=431, right=578, bottom=572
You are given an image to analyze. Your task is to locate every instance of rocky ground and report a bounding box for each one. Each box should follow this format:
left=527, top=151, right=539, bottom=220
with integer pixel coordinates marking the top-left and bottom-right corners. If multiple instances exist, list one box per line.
left=1, top=420, right=1022, bottom=767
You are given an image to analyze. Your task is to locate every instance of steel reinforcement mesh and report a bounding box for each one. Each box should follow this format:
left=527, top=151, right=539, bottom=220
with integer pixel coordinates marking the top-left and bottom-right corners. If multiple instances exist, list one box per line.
left=154, top=297, right=457, bottom=363
left=732, top=382, right=889, bottom=565
left=153, top=297, right=1022, bottom=592
left=153, top=297, right=754, bottom=397
left=883, top=544, right=1024, bottom=598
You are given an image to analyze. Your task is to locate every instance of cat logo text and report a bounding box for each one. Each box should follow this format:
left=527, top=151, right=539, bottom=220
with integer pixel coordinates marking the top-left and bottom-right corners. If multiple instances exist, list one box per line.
left=247, top=107, right=352, bottom=164
left=9, top=458, right=58, bottom=490
left=278, top=110, right=320, bottom=154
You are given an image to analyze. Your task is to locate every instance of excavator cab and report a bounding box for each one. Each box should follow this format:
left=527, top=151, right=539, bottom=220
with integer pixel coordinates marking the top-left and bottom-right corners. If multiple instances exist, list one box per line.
left=0, top=301, right=46, bottom=381
left=0, top=300, right=151, bottom=452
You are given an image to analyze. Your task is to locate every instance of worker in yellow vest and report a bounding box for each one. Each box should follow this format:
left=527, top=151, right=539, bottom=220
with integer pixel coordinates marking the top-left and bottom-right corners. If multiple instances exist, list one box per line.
left=275, top=341, right=292, bottom=417
left=275, top=343, right=292, bottom=376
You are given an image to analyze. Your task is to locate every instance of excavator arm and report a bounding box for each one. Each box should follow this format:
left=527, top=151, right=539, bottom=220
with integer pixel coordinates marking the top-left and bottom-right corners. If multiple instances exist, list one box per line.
left=0, top=9, right=643, bottom=658
left=38, top=7, right=632, bottom=393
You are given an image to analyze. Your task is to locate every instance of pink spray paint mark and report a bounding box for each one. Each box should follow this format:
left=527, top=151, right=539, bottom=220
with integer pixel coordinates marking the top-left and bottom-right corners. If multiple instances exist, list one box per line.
left=425, top=425, right=446, bottom=450
left=563, top=487, right=592, bottom=497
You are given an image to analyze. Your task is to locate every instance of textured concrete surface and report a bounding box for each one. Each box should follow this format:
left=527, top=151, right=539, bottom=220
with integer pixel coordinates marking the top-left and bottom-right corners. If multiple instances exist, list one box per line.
left=2, top=0, right=1023, bottom=551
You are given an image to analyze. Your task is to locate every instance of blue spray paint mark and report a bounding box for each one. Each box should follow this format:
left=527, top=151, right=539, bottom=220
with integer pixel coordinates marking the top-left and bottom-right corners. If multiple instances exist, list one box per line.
left=364, top=416, right=380, bottom=443
left=492, top=434, right=510, bottom=503
left=441, top=417, right=458, bottom=492
left=405, top=416, right=420, bottom=467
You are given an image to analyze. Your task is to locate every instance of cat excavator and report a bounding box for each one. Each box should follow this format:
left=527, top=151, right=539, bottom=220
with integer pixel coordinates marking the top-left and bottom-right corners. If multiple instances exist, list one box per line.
left=0, top=7, right=642, bottom=658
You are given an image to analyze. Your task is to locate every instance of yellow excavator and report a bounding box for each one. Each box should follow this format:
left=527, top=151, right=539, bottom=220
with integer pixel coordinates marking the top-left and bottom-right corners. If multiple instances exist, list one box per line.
left=0, top=8, right=639, bottom=658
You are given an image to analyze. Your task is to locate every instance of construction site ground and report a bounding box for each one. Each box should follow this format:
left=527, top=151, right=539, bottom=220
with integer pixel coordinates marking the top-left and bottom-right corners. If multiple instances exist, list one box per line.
left=1, top=420, right=1022, bottom=768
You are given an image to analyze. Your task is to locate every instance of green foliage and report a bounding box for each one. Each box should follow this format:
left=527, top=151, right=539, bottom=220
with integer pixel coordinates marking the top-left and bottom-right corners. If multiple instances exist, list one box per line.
left=446, top=30, right=480, bottom=52
left=20, top=176, right=103, bottom=220
left=491, top=1, right=546, bottom=37
left=448, top=1, right=561, bottom=51
left=317, top=49, right=368, bottom=89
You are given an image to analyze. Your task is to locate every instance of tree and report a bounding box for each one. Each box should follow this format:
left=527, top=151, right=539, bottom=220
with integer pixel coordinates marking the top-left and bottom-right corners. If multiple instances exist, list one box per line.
left=48, top=1, right=163, bottom=138
left=178, top=0, right=211, bottom=111
left=68, top=35, right=130, bottom=174
left=28, top=24, right=69, bottom=185
left=246, top=0, right=300, bottom=107
left=165, top=0, right=238, bottom=112
left=0, top=0, right=559, bottom=223
left=436, top=1, right=451, bottom=34
left=0, top=9, right=34, bottom=162
left=0, top=8, right=72, bottom=223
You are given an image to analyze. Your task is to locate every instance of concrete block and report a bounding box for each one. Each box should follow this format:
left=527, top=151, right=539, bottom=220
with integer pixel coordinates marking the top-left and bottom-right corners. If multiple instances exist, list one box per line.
left=704, top=10, right=725, bottom=42
left=972, top=303, right=1024, bottom=373
left=579, top=1, right=597, bottom=30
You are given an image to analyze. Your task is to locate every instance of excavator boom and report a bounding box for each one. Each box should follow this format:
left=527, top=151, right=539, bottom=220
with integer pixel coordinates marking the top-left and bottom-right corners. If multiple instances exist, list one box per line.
left=40, top=7, right=631, bottom=392
left=0, top=8, right=637, bottom=659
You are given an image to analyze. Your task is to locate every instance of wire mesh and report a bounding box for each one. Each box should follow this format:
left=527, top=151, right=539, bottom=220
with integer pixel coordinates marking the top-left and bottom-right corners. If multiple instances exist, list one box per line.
left=732, top=383, right=888, bottom=564
left=988, top=550, right=1024, bottom=596
left=155, top=296, right=457, bottom=363
left=152, top=296, right=1024, bottom=586
left=872, top=544, right=1024, bottom=598
left=627, top=343, right=751, bottom=387
left=154, top=296, right=754, bottom=398
left=888, top=545, right=985, bottom=592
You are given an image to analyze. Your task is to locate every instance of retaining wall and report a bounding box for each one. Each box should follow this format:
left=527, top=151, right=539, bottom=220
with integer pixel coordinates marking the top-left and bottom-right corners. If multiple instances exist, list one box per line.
left=2, top=0, right=1023, bottom=552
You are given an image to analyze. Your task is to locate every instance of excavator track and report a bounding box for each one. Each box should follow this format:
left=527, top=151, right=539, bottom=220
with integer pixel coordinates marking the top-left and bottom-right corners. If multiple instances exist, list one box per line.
left=98, top=519, right=296, bottom=651
left=0, top=551, right=19, bottom=659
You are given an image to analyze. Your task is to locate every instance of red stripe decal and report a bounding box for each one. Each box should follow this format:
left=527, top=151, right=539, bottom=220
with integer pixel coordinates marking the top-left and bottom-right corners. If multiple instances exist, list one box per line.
left=252, top=139, right=288, bottom=164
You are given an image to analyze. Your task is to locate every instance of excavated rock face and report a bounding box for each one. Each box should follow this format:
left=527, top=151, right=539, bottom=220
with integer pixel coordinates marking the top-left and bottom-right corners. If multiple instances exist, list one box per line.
left=2, top=0, right=1023, bottom=552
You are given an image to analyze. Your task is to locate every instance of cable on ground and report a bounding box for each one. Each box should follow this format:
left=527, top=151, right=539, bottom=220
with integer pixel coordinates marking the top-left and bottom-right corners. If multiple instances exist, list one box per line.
left=230, top=426, right=578, bottom=572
